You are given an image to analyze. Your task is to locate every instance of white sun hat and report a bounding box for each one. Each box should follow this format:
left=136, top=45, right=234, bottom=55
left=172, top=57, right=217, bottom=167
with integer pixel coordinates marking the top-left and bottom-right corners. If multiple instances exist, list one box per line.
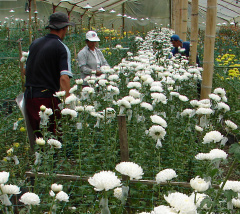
left=86, top=31, right=100, bottom=42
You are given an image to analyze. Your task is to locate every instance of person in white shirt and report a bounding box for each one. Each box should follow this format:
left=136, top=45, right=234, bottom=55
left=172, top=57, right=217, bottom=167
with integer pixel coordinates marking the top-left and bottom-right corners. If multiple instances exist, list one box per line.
left=77, top=31, right=109, bottom=86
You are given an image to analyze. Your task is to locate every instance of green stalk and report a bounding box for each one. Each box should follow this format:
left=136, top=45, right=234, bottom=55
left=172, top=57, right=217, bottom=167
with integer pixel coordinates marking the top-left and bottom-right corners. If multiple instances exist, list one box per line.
left=208, top=158, right=237, bottom=213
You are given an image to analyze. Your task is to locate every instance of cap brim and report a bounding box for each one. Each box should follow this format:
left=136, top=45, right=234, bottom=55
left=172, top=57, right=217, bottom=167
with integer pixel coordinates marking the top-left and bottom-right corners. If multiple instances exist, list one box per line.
left=45, top=22, right=75, bottom=29
left=87, top=37, right=100, bottom=42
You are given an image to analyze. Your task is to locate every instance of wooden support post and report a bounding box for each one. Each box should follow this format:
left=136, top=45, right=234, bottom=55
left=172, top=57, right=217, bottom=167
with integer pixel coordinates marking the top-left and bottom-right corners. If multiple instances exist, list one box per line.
left=118, top=115, right=129, bottom=162
left=181, top=0, right=188, bottom=41
left=122, top=3, right=125, bottom=36
left=200, top=0, right=217, bottom=99
left=117, top=115, right=131, bottom=213
left=189, top=0, right=199, bottom=66
left=175, top=0, right=180, bottom=35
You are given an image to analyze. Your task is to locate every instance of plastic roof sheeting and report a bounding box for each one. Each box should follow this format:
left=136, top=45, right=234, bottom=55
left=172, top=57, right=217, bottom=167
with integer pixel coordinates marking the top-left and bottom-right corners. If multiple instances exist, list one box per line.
left=189, top=0, right=240, bottom=24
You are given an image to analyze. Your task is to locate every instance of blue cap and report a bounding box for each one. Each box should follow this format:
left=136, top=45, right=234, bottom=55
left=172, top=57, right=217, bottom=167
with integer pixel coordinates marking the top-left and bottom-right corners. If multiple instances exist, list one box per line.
left=170, top=34, right=180, bottom=41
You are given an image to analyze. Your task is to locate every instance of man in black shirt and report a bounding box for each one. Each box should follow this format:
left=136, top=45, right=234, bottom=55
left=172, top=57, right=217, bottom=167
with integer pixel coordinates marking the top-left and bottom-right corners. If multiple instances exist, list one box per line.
left=24, top=12, right=74, bottom=149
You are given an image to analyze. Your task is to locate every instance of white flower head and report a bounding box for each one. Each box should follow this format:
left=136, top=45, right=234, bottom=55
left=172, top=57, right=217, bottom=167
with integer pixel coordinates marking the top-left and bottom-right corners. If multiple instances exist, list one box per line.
left=129, top=89, right=141, bottom=98
left=202, top=131, right=224, bottom=144
left=150, top=115, right=167, bottom=128
left=178, top=95, right=189, bottom=102
left=196, top=108, right=213, bottom=115
left=51, top=183, right=63, bottom=192
left=88, top=171, right=121, bottom=191
left=209, top=93, right=221, bottom=102
left=164, top=192, right=197, bottom=214
left=114, top=187, right=123, bottom=200
left=217, top=102, right=230, bottom=112
left=36, top=137, right=45, bottom=146
left=225, top=120, right=238, bottom=130
left=56, top=191, right=69, bottom=202
left=190, top=176, right=211, bottom=192
left=140, top=102, right=153, bottom=111
left=19, top=192, right=40, bottom=205
left=47, top=139, right=62, bottom=149
left=220, top=180, right=240, bottom=192
left=0, top=172, right=9, bottom=184
left=75, top=79, right=83, bottom=84
left=54, top=91, right=66, bottom=98
left=65, top=94, right=78, bottom=104
left=151, top=93, right=167, bottom=104
left=61, top=108, right=78, bottom=118
left=1, top=184, right=21, bottom=194
left=232, top=198, right=240, bottom=208
left=181, top=109, right=195, bottom=117
left=69, top=85, right=78, bottom=94
left=156, top=169, right=177, bottom=184
left=115, top=162, right=144, bottom=180
left=149, top=125, right=166, bottom=140
left=213, top=87, right=226, bottom=97
left=195, top=125, right=203, bottom=132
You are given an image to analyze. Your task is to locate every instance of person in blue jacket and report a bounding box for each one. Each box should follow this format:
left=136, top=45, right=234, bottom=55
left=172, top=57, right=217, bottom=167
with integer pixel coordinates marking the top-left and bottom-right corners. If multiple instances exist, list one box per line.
left=170, top=34, right=200, bottom=66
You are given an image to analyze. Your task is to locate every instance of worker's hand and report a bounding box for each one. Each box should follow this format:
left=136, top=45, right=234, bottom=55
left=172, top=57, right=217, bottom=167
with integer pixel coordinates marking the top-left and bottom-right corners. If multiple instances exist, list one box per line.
left=96, top=70, right=102, bottom=76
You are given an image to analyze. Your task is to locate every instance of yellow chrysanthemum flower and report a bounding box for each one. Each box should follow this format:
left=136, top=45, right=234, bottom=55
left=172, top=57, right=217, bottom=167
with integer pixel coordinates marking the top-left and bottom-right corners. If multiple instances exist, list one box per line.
left=13, top=143, right=20, bottom=148
left=20, top=127, right=26, bottom=132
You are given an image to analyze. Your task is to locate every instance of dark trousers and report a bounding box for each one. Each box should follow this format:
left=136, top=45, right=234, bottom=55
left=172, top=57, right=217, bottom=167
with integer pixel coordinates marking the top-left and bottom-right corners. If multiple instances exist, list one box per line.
left=25, top=96, right=61, bottom=139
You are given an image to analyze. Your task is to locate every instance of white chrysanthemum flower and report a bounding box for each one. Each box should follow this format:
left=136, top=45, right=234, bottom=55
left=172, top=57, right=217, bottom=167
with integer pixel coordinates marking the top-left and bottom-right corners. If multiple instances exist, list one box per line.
left=114, top=187, right=123, bottom=200
left=116, top=44, right=123, bottom=49
left=75, top=106, right=84, bottom=112
left=115, top=162, right=143, bottom=180
left=19, top=192, right=40, bottom=205
left=65, top=94, right=77, bottom=104
left=88, top=171, right=121, bottom=191
left=178, top=95, right=189, bottom=102
left=217, top=102, right=230, bottom=112
left=195, top=125, right=203, bottom=132
left=195, top=153, right=209, bottom=160
left=40, top=105, right=46, bottom=111
left=151, top=93, right=167, bottom=104
left=208, top=93, right=221, bottom=102
left=0, top=172, right=9, bottom=184
left=164, top=192, right=197, bottom=214
left=47, top=139, right=62, bottom=149
left=208, top=149, right=228, bottom=160
left=149, top=125, right=166, bottom=140
left=202, top=131, right=224, bottom=144
left=49, top=190, right=55, bottom=197
left=129, top=89, right=141, bottom=98
left=213, top=87, right=226, bottom=97
left=225, top=120, right=238, bottom=130
left=117, top=99, right=131, bottom=108
left=36, top=137, right=45, bottom=146
left=61, top=108, right=78, bottom=118
left=196, top=108, right=213, bottom=115
left=150, top=115, right=167, bottom=128
left=170, top=92, right=180, bottom=97
left=153, top=205, right=177, bottom=214
left=190, top=176, right=210, bottom=192
left=82, top=86, right=95, bottom=94
left=150, top=86, right=163, bottom=93
left=127, top=81, right=142, bottom=89
left=140, top=102, right=153, bottom=111
left=108, top=74, right=119, bottom=81
left=75, top=79, right=83, bottom=84
left=156, top=169, right=177, bottom=184
left=56, top=191, right=69, bottom=202
left=69, top=85, right=78, bottom=94
left=84, top=105, right=95, bottom=113
left=107, top=85, right=120, bottom=95
left=190, top=192, right=210, bottom=209
left=1, top=184, right=21, bottom=194
left=98, top=79, right=108, bottom=87
left=51, top=183, right=63, bottom=192
left=181, top=109, right=195, bottom=117
left=190, top=100, right=199, bottom=107
left=54, top=91, right=66, bottom=98
left=220, top=180, right=240, bottom=192
left=232, top=198, right=240, bottom=208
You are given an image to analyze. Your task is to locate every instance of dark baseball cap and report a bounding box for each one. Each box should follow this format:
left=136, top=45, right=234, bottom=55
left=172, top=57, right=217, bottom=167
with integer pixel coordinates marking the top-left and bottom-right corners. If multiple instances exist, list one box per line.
left=170, top=34, right=180, bottom=41
left=45, top=12, right=75, bottom=30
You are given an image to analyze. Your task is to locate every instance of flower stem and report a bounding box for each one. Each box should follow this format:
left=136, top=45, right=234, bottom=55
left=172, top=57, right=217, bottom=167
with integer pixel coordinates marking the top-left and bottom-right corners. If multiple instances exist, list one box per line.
left=208, top=158, right=237, bottom=212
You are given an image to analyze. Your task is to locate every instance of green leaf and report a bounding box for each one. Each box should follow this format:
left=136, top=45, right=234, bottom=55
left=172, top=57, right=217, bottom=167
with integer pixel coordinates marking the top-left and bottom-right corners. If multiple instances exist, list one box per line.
left=223, top=189, right=238, bottom=202
left=229, top=143, right=240, bottom=161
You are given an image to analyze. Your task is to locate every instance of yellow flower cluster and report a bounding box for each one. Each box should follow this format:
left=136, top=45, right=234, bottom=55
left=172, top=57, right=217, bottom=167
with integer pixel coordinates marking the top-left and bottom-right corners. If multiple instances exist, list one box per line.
left=216, top=53, right=238, bottom=66
left=228, top=67, right=240, bottom=78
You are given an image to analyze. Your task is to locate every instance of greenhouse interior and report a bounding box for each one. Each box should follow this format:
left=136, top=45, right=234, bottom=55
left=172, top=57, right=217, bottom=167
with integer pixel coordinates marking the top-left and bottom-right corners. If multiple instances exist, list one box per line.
left=0, top=0, right=240, bottom=213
